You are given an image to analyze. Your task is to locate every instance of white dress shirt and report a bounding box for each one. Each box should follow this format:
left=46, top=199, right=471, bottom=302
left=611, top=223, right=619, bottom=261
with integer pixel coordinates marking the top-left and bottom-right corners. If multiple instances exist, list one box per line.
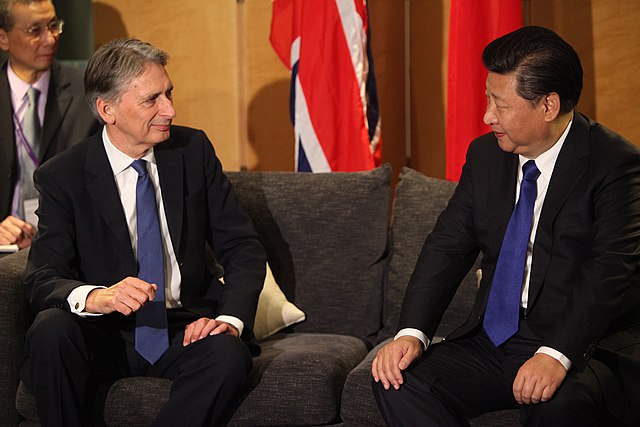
left=397, top=119, right=574, bottom=371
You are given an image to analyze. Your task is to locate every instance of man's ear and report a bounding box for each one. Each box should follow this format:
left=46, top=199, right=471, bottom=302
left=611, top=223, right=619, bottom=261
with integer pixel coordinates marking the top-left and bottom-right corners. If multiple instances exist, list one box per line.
left=543, top=92, right=561, bottom=122
left=0, top=28, right=10, bottom=52
left=96, top=98, right=115, bottom=125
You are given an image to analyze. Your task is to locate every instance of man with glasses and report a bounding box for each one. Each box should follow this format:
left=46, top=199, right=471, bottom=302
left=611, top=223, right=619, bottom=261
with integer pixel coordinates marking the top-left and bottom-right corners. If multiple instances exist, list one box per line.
left=0, top=0, right=98, bottom=250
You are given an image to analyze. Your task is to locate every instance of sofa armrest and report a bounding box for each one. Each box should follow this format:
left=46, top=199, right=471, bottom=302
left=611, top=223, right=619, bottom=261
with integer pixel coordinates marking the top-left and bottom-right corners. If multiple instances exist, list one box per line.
left=0, top=249, right=32, bottom=424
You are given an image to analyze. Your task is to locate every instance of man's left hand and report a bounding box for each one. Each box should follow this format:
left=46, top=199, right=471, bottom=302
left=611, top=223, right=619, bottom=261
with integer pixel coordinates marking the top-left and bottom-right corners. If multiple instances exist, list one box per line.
left=513, top=353, right=567, bottom=405
left=183, top=318, right=239, bottom=346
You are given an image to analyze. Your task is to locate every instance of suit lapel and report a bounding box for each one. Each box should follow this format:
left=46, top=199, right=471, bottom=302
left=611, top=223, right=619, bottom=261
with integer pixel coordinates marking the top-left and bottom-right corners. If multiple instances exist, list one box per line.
left=0, top=61, right=15, bottom=214
left=155, top=139, right=184, bottom=259
left=84, top=135, right=133, bottom=255
left=488, top=148, right=519, bottom=255
left=528, top=114, right=590, bottom=308
left=41, top=61, right=72, bottom=161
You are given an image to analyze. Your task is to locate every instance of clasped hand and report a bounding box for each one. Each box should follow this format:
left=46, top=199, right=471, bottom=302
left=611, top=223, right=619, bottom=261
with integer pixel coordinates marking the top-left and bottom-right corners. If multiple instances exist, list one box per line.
left=0, top=215, right=35, bottom=248
left=371, top=336, right=423, bottom=390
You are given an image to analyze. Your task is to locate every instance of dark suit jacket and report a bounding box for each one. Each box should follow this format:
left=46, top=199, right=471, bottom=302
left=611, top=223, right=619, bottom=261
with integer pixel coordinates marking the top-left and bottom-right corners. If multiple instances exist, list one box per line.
left=23, top=126, right=266, bottom=340
left=0, top=59, right=100, bottom=218
left=399, top=113, right=640, bottom=416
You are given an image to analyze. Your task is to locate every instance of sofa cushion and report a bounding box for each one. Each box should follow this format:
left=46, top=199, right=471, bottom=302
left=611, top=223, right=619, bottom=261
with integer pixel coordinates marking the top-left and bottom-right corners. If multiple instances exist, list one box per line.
left=340, top=339, right=388, bottom=425
left=227, top=165, right=391, bottom=344
left=228, top=333, right=368, bottom=426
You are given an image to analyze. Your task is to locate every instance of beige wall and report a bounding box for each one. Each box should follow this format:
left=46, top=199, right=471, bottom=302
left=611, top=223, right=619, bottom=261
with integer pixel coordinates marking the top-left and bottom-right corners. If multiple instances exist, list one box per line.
left=93, top=0, right=640, bottom=177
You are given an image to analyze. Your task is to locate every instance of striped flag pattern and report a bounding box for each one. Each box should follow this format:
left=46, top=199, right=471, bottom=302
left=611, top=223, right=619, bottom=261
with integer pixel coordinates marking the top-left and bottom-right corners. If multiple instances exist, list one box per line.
left=270, top=0, right=382, bottom=172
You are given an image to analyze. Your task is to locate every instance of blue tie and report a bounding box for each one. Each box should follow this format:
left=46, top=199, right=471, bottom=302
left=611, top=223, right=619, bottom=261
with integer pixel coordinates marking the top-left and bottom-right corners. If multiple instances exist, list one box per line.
left=483, top=160, right=540, bottom=346
left=131, top=159, right=169, bottom=364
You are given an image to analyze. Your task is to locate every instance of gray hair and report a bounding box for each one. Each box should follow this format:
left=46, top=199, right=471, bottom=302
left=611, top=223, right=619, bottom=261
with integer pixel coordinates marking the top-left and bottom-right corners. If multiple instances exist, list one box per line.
left=84, top=38, right=169, bottom=121
left=0, top=0, right=49, bottom=29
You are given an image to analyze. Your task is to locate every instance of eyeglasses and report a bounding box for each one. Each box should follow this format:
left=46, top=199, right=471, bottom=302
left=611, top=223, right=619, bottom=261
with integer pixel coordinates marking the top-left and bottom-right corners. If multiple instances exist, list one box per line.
left=8, top=19, right=64, bottom=39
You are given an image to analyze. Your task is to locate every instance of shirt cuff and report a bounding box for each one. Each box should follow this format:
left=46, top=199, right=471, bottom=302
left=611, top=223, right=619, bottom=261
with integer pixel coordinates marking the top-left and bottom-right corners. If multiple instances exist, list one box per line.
left=216, top=315, right=244, bottom=337
left=395, top=328, right=430, bottom=351
left=67, top=285, right=105, bottom=316
left=535, top=346, right=572, bottom=371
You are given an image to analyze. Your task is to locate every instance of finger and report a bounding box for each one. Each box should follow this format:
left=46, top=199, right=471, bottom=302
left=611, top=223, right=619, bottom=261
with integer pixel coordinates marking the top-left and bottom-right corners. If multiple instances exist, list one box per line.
left=19, top=221, right=35, bottom=237
left=209, top=322, right=229, bottom=336
left=373, top=354, right=392, bottom=390
left=540, top=384, right=556, bottom=402
left=128, top=278, right=158, bottom=297
left=183, top=323, right=194, bottom=346
left=0, top=222, right=22, bottom=243
left=379, top=353, right=403, bottom=390
left=186, top=318, right=211, bottom=344
left=371, top=355, right=381, bottom=382
left=512, top=375, right=524, bottom=404
left=201, top=319, right=224, bottom=337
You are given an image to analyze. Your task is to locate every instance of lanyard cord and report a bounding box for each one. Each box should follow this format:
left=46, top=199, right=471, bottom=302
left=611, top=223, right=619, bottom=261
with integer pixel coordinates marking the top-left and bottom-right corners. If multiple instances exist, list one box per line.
left=11, top=100, right=40, bottom=168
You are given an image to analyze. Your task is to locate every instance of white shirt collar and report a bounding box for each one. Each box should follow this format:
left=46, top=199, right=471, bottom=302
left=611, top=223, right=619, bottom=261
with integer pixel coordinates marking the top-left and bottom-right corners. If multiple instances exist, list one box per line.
left=7, top=60, right=51, bottom=115
left=101, top=126, right=156, bottom=176
left=518, top=118, right=573, bottom=182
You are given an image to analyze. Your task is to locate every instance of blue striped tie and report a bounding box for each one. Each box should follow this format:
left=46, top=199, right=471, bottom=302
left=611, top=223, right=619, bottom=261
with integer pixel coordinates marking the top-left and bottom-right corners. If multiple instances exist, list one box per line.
left=484, top=160, right=540, bottom=346
left=131, top=159, right=169, bottom=364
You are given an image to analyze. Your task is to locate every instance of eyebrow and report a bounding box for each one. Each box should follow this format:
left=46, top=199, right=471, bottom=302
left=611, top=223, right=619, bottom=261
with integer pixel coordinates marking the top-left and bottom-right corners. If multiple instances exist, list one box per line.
left=140, top=85, right=174, bottom=101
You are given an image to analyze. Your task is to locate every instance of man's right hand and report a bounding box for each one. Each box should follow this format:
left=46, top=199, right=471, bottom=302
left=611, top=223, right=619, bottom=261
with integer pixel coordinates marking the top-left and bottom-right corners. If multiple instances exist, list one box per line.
left=371, top=335, right=423, bottom=390
left=0, top=215, right=35, bottom=248
left=85, top=277, right=158, bottom=315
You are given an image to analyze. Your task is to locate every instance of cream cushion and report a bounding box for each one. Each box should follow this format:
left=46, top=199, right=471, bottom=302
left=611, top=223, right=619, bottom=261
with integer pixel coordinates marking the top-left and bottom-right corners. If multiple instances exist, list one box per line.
left=254, top=263, right=306, bottom=340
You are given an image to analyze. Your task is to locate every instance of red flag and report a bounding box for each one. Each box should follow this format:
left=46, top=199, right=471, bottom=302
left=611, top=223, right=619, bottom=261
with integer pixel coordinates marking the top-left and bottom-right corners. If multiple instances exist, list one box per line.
left=270, top=0, right=382, bottom=172
left=446, top=0, right=522, bottom=181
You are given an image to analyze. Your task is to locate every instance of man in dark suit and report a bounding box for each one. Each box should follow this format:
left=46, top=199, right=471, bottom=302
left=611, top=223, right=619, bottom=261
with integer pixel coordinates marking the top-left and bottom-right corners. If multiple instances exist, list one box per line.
left=0, top=0, right=98, bottom=249
left=372, top=26, right=640, bottom=426
left=22, top=38, right=266, bottom=426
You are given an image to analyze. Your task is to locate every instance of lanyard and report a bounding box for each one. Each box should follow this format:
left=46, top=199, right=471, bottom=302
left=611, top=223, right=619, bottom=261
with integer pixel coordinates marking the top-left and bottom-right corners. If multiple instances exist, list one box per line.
left=11, top=100, right=40, bottom=168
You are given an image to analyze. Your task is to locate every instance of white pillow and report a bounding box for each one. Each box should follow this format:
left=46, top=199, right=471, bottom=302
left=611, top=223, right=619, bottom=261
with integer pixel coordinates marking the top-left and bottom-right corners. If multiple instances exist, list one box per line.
left=254, top=263, right=306, bottom=340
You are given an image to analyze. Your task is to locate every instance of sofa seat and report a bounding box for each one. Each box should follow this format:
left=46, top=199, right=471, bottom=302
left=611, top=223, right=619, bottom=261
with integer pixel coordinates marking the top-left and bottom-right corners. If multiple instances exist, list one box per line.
left=16, top=333, right=368, bottom=427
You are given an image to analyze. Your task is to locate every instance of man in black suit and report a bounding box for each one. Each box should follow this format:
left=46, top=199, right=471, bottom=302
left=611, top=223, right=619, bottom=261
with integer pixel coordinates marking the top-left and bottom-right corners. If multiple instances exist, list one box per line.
left=372, top=26, right=640, bottom=426
left=22, top=38, right=266, bottom=426
left=0, top=0, right=98, bottom=249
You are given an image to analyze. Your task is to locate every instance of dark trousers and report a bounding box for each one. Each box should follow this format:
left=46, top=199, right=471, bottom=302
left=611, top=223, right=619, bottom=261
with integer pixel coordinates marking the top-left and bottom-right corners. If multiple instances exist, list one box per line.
left=22, top=308, right=252, bottom=427
left=373, top=322, right=625, bottom=427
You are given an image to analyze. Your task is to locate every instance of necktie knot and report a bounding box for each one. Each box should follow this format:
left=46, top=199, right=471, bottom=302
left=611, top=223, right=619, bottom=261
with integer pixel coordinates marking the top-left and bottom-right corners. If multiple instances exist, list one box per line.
left=131, top=159, right=148, bottom=177
left=522, top=160, right=540, bottom=182
left=27, top=87, right=40, bottom=106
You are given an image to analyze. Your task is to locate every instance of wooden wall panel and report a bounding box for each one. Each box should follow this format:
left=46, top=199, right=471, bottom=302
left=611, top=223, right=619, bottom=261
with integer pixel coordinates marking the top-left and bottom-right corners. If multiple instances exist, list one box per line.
left=591, top=0, right=640, bottom=144
left=243, top=1, right=293, bottom=171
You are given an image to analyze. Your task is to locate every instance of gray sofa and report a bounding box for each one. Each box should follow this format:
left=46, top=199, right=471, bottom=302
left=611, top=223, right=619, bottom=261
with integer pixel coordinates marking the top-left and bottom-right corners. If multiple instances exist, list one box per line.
left=0, top=165, right=519, bottom=426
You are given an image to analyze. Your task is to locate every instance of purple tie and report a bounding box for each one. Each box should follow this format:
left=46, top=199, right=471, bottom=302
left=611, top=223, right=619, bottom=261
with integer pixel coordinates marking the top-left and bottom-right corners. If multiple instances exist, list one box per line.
left=484, top=160, right=540, bottom=346
left=131, top=159, right=169, bottom=364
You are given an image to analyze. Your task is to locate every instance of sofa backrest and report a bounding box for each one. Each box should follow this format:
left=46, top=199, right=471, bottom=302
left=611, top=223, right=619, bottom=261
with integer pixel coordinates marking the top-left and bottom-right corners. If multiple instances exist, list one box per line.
left=379, top=167, right=480, bottom=342
left=227, top=165, right=391, bottom=344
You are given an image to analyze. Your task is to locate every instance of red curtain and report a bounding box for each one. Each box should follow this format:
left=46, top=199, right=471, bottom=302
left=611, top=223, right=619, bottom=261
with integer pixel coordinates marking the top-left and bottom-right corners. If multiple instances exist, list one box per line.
left=446, top=0, right=522, bottom=181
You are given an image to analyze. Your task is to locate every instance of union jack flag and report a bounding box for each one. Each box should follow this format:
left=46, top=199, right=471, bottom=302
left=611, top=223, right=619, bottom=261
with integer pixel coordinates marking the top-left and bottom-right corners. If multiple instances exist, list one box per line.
left=270, top=0, right=382, bottom=172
